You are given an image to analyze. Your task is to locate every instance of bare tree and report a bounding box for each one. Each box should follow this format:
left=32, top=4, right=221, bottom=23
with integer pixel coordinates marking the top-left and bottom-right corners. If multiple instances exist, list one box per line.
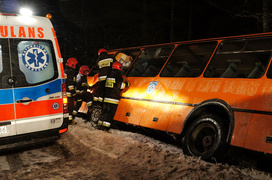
left=262, top=0, right=272, bottom=32
left=141, top=0, right=148, bottom=44
left=205, top=0, right=272, bottom=33
left=170, top=0, right=174, bottom=42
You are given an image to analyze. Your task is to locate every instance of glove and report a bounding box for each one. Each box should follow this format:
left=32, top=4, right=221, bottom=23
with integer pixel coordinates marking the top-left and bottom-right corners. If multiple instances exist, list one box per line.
left=125, top=81, right=130, bottom=87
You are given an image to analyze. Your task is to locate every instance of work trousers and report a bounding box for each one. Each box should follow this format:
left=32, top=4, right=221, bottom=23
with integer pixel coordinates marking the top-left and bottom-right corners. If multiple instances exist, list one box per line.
left=68, top=96, right=75, bottom=122
left=98, top=102, right=118, bottom=130
left=93, top=80, right=106, bottom=107
left=72, top=92, right=93, bottom=120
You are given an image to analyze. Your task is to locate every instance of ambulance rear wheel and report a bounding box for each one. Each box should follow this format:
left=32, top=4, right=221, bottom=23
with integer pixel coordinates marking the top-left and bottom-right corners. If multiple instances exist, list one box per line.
left=182, top=114, right=227, bottom=161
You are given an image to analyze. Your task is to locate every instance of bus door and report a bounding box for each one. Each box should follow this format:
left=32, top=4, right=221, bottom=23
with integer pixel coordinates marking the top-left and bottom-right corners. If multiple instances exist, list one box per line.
left=121, top=46, right=174, bottom=130
left=8, top=39, right=63, bottom=135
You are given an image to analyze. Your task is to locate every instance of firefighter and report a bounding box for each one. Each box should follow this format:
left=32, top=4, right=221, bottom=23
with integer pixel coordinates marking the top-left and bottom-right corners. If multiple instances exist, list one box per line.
left=91, top=49, right=115, bottom=123
left=64, top=57, right=78, bottom=124
left=98, top=61, right=130, bottom=131
left=72, top=65, right=93, bottom=122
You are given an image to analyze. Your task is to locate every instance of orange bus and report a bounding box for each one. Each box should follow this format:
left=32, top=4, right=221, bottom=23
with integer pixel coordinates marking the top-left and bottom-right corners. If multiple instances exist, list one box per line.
left=89, top=33, right=272, bottom=161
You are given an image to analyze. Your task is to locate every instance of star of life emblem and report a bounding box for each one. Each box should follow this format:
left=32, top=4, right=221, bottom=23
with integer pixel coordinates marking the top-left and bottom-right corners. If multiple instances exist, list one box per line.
left=146, top=81, right=158, bottom=94
left=22, top=44, right=49, bottom=72
left=52, top=102, right=59, bottom=110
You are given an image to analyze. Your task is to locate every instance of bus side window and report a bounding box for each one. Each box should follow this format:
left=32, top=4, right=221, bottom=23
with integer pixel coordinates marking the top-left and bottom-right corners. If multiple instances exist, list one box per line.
left=266, top=61, right=272, bottom=78
left=204, top=66, right=217, bottom=77
left=247, top=62, right=264, bottom=78
left=205, top=38, right=272, bottom=79
left=129, top=63, right=146, bottom=77
left=160, top=42, right=217, bottom=77
left=220, top=63, right=238, bottom=78
left=142, top=65, right=158, bottom=77
left=161, top=65, right=174, bottom=77
left=174, top=64, right=191, bottom=77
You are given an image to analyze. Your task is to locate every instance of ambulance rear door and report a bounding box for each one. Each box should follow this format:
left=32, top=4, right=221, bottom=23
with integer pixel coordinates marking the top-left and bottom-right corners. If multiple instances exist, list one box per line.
left=8, top=38, right=64, bottom=135
left=0, top=15, right=17, bottom=138
left=0, top=38, right=17, bottom=138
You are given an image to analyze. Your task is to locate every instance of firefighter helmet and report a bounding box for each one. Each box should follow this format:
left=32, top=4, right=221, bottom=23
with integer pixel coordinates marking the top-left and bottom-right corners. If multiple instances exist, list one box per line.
left=79, top=65, right=90, bottom=75
left=112, top=61, right=122, bottom=71
left=66, top=58, right=78, bottom=68
left=98, top=48, right=107, bottom=56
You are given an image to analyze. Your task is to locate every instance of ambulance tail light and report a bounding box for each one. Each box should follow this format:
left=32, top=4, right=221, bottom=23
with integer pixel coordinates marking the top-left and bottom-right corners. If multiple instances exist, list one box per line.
left=0, top=13, right=17, bottom=16
left=62, top=83, right=69, bottom=114
left=59, top=128, right=68, bottom=134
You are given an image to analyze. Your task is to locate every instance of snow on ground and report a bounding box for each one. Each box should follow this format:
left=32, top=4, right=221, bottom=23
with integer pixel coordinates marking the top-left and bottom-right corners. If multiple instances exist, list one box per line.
left=1, top=118, right=272, bottom=179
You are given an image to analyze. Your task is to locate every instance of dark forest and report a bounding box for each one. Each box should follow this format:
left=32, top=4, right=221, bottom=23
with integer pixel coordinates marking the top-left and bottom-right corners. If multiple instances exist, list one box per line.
left=1, top=0, right=272, bottom=66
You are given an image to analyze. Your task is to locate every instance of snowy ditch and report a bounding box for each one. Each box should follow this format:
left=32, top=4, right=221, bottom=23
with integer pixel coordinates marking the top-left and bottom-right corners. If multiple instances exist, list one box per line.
left=0, top=118, right=271, bottom=179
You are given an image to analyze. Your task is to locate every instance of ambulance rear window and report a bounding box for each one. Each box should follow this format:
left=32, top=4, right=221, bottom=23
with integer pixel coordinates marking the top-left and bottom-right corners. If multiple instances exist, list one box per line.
left=17, top=40, right=57, bottom=84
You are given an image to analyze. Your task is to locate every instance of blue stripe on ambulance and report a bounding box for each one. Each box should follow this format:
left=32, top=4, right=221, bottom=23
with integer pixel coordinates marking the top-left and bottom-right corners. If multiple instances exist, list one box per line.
left=14, top=79, right=62, bottom=101
left=0, top=89, right=14, bottom=104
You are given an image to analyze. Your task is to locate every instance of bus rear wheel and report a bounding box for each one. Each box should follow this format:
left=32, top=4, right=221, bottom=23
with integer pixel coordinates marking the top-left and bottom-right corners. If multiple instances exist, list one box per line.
left=182, top=114, right=227, bottom=161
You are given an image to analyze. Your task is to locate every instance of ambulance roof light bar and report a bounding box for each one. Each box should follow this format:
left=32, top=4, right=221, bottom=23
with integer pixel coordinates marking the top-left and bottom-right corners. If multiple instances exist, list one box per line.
left=19, top=8, right=33, bottom=16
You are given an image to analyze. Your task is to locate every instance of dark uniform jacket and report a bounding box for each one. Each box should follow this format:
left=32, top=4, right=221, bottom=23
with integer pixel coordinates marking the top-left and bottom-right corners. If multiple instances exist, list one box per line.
left=76, top=73, right=88, bottom=94
left=93, top=53, right=115, bottom=104
left=104, top=69, right=129, bottom=104
left=64, top=66, right=77, bottom=97
left=74, top=73, right=93, bottom=109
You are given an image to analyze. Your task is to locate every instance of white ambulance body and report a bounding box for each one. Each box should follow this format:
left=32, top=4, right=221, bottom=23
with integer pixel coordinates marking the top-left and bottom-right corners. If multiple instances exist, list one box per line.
left=0, top=13, right=68, bottom=147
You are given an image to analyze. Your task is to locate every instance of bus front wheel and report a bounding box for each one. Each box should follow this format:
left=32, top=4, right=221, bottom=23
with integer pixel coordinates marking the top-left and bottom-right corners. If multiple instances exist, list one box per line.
left=182, top=114, right=227, bottom=161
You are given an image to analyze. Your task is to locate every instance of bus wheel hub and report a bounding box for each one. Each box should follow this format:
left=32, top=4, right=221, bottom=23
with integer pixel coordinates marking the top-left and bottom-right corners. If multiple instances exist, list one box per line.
left=202, top=136, right=213, bottom=148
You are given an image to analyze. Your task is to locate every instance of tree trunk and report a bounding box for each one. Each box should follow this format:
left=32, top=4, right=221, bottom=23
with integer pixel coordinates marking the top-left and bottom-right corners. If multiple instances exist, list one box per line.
left=142, top=0, right=148, bottom=44
left=170, top=0, right=175, bottom=42
left=263, top=0, right=272, bottom=32
left=187, top=1, right=193, bottom=40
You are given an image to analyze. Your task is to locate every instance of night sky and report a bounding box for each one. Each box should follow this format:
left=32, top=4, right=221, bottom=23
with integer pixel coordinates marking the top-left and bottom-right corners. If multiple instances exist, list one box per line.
left=0, top=0, right=270, bottom=66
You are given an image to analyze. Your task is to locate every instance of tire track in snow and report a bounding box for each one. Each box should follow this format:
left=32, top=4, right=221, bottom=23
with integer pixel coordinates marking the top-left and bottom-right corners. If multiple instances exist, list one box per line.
left=0, top=155, right=10, bottom=170
left=6, top=153, right=23, bottom=171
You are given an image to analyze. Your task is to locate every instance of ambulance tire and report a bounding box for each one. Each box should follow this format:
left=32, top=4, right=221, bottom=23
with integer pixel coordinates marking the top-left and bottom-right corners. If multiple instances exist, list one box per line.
left=182, top=114, right=227, bottom=162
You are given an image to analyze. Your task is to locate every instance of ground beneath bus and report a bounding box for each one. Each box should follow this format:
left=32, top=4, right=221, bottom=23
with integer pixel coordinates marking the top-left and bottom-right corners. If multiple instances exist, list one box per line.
left=0, top=118, right=272, bottom=180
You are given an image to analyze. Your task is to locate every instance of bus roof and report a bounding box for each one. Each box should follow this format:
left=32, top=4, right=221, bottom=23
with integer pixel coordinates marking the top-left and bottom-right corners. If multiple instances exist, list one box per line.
left=108, top=32, right=272, bottom=52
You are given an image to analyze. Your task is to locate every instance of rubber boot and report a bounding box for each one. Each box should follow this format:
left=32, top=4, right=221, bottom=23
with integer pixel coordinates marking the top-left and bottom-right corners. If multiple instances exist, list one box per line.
left=70, top=119, right=77, bottom=125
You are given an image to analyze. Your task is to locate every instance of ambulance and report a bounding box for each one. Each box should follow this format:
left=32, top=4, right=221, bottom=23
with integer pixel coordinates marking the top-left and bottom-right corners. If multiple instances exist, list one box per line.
left=0, top=12, right=69, bottom=148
